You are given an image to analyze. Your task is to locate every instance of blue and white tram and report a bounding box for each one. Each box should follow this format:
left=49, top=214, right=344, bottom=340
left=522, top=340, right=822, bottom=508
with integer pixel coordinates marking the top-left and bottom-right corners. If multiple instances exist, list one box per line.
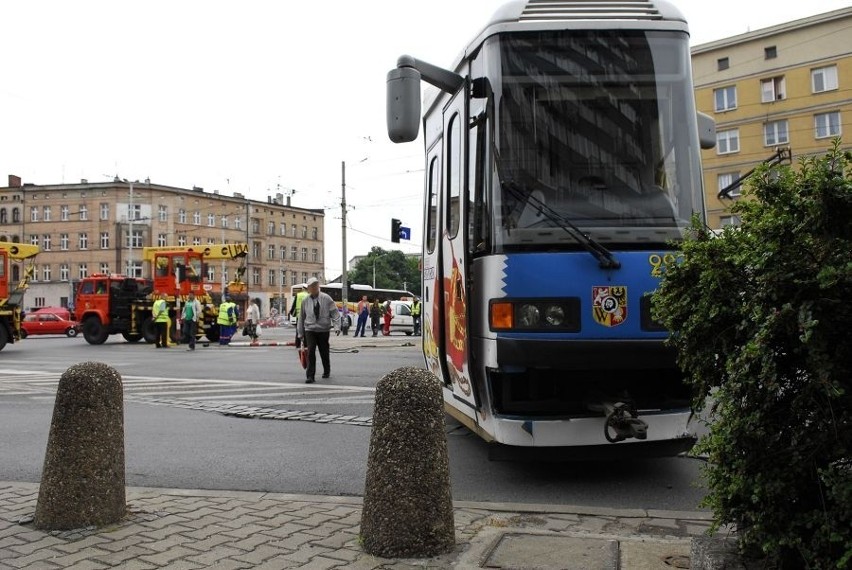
left=386, top=0, right=715, bottom=453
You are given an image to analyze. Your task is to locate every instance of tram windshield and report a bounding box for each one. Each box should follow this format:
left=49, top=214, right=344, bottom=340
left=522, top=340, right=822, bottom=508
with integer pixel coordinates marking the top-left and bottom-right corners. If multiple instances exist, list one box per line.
left=490, top=30, right=704, bottom=248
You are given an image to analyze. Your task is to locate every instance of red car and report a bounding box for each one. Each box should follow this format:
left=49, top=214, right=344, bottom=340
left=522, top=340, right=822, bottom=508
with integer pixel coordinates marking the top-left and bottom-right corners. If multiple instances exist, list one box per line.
left=20, top=312, right=79, bottom=338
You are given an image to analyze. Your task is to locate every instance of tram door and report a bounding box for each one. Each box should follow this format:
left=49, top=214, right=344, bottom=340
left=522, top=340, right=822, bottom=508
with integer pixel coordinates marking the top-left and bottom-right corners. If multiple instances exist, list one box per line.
left=441, top=89, right=477, bottom=411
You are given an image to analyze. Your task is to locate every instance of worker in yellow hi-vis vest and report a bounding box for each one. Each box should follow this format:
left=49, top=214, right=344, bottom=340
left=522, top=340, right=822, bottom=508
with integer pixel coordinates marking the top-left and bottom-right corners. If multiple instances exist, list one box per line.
left=152, top=291, right=170, bottom=348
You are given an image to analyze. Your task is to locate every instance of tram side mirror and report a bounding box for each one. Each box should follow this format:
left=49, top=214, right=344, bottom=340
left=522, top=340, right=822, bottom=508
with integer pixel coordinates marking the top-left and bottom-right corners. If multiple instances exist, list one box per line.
left=697, top=112, right=716, bottom=149
left=387, top=66, right=422, bottom=143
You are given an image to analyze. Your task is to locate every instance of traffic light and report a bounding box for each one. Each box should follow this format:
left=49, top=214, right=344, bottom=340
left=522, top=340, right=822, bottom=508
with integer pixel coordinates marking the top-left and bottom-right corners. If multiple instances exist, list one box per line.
left=391, top=218, right=401, bottom=243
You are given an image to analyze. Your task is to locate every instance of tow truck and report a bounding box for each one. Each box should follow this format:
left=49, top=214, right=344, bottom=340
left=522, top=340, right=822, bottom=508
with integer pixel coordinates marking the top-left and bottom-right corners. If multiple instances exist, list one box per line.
left=75, top=243, right=248, bottom=345
left=0, top=241, right=40, bottom=351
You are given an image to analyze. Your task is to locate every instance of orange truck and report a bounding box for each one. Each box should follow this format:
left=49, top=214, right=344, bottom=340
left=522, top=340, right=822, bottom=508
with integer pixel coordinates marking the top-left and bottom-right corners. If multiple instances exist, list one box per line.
left=0, top=241, right=40, bottom=351
left=74, top=244, right=248, bottom=345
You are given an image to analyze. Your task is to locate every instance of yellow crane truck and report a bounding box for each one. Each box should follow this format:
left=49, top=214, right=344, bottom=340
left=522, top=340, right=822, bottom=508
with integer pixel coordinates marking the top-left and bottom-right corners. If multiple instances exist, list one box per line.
left=0, top=241, right=40, bottom=351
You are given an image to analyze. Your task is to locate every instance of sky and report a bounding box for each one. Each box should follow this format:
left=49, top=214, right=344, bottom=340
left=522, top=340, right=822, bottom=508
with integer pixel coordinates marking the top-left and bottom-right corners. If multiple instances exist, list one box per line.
left=1, top=0, right=849, bottom=278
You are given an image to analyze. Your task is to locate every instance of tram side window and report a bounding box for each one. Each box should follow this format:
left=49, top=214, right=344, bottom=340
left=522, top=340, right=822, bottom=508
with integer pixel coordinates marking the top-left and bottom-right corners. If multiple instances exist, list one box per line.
left=426, top=156, right=439, bottom=254
left=447, top=114, right=461, bottom=238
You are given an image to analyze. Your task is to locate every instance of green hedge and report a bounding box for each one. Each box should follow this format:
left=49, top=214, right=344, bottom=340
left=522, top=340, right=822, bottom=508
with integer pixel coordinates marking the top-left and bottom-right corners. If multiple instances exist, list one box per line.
left=653, top=142, right=851, bottom=568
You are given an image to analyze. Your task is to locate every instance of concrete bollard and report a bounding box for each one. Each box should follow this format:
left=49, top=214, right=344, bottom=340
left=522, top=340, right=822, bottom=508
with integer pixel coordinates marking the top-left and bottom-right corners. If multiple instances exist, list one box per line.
left=34, top=362, right=126, bottom=530
left=360, top=367, right=455, bottom=558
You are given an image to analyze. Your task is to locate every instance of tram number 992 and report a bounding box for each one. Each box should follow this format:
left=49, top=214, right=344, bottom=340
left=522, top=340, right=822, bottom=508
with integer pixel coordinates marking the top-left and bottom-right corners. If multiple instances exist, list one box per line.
left=648, top=253, right=679, bottom=278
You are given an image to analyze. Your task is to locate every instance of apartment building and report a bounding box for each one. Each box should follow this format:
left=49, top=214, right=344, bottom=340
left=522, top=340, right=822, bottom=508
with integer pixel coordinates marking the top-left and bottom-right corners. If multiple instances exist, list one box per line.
left=0, top=176, right=324, bottom=314
left=692, top=7, right=852, bottom=228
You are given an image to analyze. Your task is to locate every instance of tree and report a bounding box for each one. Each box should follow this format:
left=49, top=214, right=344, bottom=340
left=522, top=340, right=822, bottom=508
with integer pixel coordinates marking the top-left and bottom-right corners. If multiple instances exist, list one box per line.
left=653, top=143, right=851, bottom=569
left=349, top=247, right=421, bottom=296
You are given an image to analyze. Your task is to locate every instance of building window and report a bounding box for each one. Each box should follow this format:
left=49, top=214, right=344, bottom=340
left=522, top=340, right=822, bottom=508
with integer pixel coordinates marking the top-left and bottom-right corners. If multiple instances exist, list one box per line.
left=252, top=218, right=260, bottom=234
left=268, top=221, right=275, bottom=235
left=100, top=203, right=110, bottom=220
left=290, top=246, right=297, bottom=261
left=291, top=224, right=297, bottom=237
left=78, top=264, right=88, bottom=279
left=815, top=111, right=842, bottom=139
left=207, top=237, right=215, bottom=245
left=100, top=232, right=110, bottom=249
left=127, top=261, right=143, bottom=278
left=42, top=235, right=51, bottom=251
left=0, top=208, right=6, bottom=224
left=760, top=76, right=786, bottom=102
left=291, top=271, right=298, bottom=286
left=764, top=46, right=777, bottom=60
left=812, top=65, right=838, bottom=94
left=33, top=297, right=46, bottom=308
left=79, top=233, right=88, bottom=250
left=30, top=235, right=39, bottom=246
left=311, top=248, right=318, bottom=262
left=717, top=57, right=729, bottom=71
left=208, top=213, right=215, bottom=227
left=60, top=233, right=69, bottom=250
left=159, top=205, right=167, bottom=221
left=79, top=205, right=88, bottom=221
left=179, top=209, right=187, bottom=223
left=267, top=244, right=275, bottom=260
left=281, top=269, right=287, bottom=287
left=60, top=205, right=69, bottom=221
left=716, top=129, right=740, bottom=155
left=126, top=230, right=143, bottom=248
left=280, top=222, right=286, bottom=236
left=720, top=215, right=741, bottom=228
left=234, top=216, right=242, bottom=230
left=718, top=172, right=741, bottom=199
left=127, top=203, right=141, bottom=221
left=100, top=263, right=109, bottom=274
left=60, top=264, right=69, bottom=281
left=157, top=233, right=167, bottom=247
left=301, top=247, right=307, bottom=262
left=311, top=227, right=318, bottom=240
left=43, top=206, right=51, bottom=221
left=268, top=269, right=275, bottom=286
left=193, top=237, right=201, bottom=246
left=221, top=216, right=228, bottom=229
left=253, top=242, right=261, bottom=258
left=193, top=210, right=201, bottom=225
left=713, top=86, right=737, bottom=113
left=178, top=234, right=187, bottom=246
left=301, top=272, right=308, bottom=283
left=301, top=225, right=308, bottom=239
left=12, top=207, right=19, bottom=222
left=30, top=207, right=38, bottom=222
left=42, top=265, right=51, bottom=281
left=280, top=245, right=286, bottom=260
left=764, top=120, right=789, bottom=146
left=207, top=266, right=215, bottom=282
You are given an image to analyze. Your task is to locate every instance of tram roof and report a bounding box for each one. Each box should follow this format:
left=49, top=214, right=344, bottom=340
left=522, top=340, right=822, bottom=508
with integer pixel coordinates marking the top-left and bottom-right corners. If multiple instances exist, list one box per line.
left=453, top=0, right=688, bottom=70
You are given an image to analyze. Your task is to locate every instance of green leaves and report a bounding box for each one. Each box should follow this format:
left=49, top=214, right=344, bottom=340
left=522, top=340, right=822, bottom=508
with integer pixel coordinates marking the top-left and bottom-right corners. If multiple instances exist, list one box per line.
left=653, top=142, right=852, bottom=569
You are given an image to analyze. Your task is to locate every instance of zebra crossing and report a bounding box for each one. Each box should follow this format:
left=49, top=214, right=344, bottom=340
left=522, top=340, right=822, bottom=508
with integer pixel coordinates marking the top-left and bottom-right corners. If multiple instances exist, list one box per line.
left=0, top=369, right=376, bottom=426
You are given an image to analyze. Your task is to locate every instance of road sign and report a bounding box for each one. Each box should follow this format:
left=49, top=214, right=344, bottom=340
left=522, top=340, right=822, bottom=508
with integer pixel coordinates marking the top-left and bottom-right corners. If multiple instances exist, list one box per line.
left=399, top=227, right=411, bottom=240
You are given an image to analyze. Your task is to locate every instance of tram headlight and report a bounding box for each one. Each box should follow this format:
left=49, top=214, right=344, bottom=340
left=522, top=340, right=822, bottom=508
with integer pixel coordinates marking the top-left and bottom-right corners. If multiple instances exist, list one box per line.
left=544, top=305, right=565, bottom=326
left=518, top=304, right=540, bottom=327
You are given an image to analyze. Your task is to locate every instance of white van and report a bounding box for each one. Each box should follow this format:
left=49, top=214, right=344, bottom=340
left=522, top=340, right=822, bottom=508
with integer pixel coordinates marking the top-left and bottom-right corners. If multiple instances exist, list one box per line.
left=388, top=301, right=414, bottom=335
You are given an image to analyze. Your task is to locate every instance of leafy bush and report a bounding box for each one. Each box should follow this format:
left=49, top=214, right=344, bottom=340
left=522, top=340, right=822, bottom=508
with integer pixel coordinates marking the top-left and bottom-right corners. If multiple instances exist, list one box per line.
left=653, top=142, right=852, bottom=568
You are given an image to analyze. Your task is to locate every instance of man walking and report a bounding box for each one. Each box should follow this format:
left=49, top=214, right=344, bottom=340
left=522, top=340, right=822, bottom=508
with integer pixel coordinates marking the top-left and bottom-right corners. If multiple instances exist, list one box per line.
left=296, top=277, right=341, bottom=383
left=182, top=292, right=202, bottom=351
left=245, top=298, right=260, bottom=342
left=153, top=291, right=170, bottom=348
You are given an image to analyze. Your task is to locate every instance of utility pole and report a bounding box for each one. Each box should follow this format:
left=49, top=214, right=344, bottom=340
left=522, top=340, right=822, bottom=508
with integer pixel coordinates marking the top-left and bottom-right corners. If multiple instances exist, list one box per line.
left=341, top=160, right=348, bottom=312
left=127, top=180, right=134, bottom=276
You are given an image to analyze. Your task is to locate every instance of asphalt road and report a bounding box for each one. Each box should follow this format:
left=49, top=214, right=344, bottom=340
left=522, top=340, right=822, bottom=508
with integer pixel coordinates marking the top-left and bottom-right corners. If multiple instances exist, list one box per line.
left=0, top=327, right=708, bottom=511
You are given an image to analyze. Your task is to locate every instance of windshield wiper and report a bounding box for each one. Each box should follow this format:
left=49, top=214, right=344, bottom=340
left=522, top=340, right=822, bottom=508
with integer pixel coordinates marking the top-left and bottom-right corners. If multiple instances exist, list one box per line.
left=502, top=180, right=621, bottom=270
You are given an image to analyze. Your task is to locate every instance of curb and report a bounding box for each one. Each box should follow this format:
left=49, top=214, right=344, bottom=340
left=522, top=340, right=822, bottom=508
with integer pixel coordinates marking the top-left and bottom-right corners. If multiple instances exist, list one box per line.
left=0, top=481, right=711, bottom=521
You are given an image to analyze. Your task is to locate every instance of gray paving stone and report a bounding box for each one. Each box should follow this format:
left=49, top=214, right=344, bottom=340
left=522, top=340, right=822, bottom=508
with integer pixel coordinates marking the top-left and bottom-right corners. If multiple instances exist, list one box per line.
left=138, top=544, right=199, bottom=565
